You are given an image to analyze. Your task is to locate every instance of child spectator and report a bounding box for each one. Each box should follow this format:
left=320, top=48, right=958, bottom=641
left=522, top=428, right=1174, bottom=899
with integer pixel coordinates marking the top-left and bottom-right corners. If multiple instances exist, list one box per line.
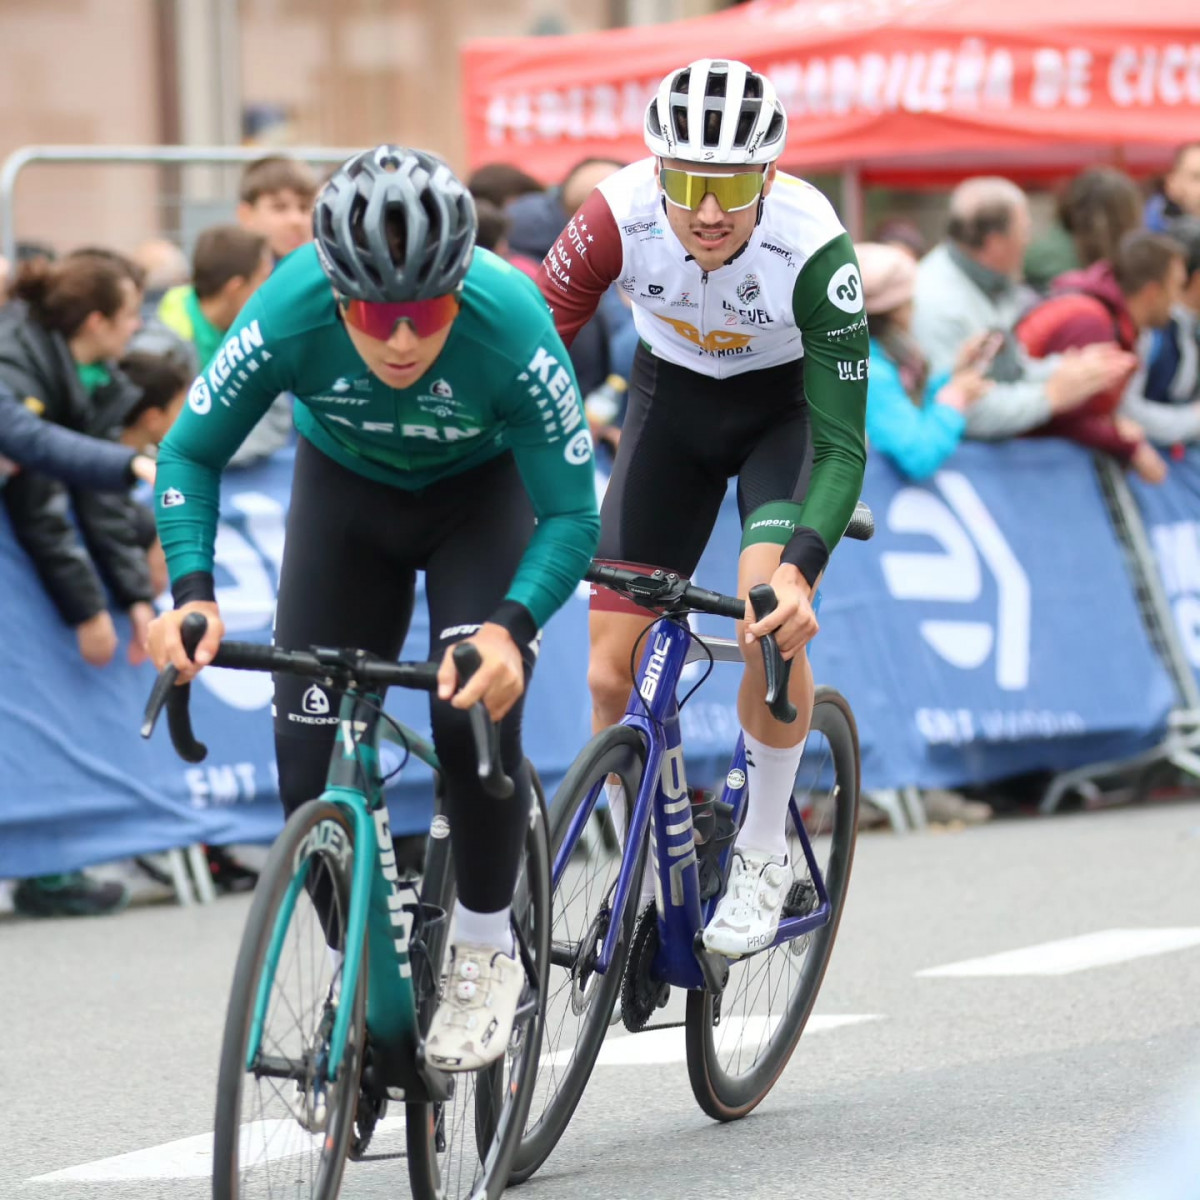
left=1146, top=142, right=1200, bottom=231
left=118, top=351, right=189, bottom=450
left=236, top=155, right=318, bottom=263
left=1016, top=230, right=1185, bottom=482
left=1122, top=217, right=1200, bottom=448
left=474, top=198, right=512, bottom=257
left=143, top=225, right=280, bottom=467
left=466, top=162, right=544, bottom=209
left=858, top=242, right=995, bottom=480
left=151, top=226, right=271, bottom=372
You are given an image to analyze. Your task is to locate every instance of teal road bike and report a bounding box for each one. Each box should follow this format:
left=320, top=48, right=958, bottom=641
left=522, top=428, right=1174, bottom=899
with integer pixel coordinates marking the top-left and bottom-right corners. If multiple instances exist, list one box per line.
left=142, top=612, right=551, bottom=1200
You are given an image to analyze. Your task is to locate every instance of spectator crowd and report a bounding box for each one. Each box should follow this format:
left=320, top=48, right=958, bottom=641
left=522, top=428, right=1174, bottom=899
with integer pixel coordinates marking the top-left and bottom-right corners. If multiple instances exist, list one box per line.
left=4, top=141, right=1200, bottom=914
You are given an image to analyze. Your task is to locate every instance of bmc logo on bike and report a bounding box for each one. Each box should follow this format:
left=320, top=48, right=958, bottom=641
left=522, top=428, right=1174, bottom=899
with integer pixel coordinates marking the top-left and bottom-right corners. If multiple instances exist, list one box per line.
left=639, top=632, right=672, bottom=702
left=880, top=472, right=1030, bottom=690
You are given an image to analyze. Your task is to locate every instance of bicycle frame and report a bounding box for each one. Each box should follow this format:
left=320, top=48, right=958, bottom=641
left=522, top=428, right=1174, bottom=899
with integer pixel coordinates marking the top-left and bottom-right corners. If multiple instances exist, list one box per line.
left=553, top=614, right=836, bottom=991
left=245, top=688, right=446, bottom=1094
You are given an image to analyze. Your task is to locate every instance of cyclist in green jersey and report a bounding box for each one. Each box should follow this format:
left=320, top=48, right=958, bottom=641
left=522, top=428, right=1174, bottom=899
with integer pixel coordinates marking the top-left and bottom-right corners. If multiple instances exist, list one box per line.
left=148, top=145, right=600, bottom=1070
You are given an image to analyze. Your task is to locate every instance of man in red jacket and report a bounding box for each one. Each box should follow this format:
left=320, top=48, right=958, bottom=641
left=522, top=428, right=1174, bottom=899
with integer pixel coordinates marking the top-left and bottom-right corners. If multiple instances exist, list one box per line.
left=1017, top=230, right=1185, bottom=482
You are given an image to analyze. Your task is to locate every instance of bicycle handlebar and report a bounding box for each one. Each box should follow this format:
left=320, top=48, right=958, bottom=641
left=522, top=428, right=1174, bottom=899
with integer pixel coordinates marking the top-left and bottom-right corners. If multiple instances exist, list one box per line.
left=583, top=563, right=797, bottom=724
left=140, top=613, right=514, bottom=799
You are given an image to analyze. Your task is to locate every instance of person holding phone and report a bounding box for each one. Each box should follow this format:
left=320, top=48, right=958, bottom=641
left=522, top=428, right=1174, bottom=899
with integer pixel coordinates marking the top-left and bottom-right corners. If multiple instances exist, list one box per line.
left=858, top=242, right=1000, bottom=481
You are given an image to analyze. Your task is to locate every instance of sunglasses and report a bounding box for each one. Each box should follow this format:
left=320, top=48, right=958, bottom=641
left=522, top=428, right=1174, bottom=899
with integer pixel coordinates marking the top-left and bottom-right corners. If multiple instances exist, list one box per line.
left=659, top=167, right=767, bottom=213
left=339, top=293, right=460, bottom=340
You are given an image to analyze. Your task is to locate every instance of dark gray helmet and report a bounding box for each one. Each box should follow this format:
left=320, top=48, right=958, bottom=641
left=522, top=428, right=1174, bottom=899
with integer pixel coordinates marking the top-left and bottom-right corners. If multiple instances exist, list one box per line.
left=313, top=145, right=477, bottom=302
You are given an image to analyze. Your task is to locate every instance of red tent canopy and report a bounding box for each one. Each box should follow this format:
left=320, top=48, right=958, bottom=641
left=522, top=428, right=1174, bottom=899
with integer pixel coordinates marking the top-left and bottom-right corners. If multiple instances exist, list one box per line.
left=461, top=0, right=1200, bottom=185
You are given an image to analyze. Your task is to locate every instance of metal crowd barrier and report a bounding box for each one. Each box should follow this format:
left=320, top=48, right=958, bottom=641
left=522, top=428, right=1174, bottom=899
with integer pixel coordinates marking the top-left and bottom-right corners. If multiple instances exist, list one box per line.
left=0, top=144, right=364, bottom=263
left=1040, top=456, right=1200, bottom=813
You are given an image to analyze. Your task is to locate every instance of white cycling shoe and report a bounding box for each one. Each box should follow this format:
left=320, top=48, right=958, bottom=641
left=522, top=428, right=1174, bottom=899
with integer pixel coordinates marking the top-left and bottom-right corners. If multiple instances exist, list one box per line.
left=701, top=850, right=791, bottom=959
left=424, top=941, right=524, bottom=1072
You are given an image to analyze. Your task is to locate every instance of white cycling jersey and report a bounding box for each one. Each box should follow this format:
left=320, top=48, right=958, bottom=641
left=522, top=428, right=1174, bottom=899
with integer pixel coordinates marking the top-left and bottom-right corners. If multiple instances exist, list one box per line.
left=542, top=157, right=864, bottom=380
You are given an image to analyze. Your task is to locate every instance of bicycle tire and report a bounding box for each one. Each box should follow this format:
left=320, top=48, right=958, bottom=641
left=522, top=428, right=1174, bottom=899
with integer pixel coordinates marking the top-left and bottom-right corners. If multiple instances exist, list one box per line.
left=685, top=687, right=860, bottom=1121
left=508, top=724, right=647, bottom=1184
left=213, top=799, right=366, bottom=1200
left=406, top=771, right=552, bottom=1200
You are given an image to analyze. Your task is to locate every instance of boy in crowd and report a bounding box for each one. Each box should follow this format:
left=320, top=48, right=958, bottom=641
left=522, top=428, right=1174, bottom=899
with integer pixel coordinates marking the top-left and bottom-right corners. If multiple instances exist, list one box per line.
left=1122, top=218, right=1200, bottom=448
left=139, top=225, right=279, bottom=467
left=236, top=155, right=318, bottom=263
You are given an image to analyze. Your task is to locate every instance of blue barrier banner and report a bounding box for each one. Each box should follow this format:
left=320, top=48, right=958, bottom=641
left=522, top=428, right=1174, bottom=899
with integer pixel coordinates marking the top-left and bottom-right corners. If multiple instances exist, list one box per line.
left=0, top=444, right=592, bottom=878
left=681, top=440, right=1173, bottom=793
left=0, top=437, right=1174, bottom=877
left=1127, top=445, right=1200, bottom=691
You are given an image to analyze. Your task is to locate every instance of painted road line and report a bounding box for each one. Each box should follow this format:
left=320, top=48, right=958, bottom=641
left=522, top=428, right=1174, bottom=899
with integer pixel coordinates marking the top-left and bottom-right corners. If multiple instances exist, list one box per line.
left=543, top=1013, right=882, bottom=1069
left=31, top=1115, right=407, bottom=1183
left=917, top=928, right=1200, bottom=978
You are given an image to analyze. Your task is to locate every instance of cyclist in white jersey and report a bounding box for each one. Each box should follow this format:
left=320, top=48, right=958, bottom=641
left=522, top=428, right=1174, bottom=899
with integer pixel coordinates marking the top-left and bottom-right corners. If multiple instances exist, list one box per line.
left=537, top=59, right=869, bottom=957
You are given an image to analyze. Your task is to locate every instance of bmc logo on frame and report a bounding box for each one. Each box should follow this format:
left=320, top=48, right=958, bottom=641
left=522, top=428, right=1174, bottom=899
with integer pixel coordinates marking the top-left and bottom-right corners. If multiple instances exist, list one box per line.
left=880, top=472, right=1030, bottom=690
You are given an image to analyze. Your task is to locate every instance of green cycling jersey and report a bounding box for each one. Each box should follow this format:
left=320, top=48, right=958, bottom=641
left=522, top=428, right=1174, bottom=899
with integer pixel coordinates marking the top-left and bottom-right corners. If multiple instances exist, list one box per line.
left=155, top=245, right=600, bottom=633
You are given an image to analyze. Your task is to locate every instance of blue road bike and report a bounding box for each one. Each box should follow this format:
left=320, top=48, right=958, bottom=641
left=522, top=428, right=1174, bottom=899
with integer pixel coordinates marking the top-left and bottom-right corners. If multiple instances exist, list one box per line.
left=512, top=502, right=873, bottom=1180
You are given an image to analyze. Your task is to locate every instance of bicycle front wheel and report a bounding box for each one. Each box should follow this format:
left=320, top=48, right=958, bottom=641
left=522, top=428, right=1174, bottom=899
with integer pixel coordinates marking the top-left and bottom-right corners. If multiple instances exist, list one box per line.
left=685, top=687, right=860, bottom=1121
left=406, top=772, right=552, bottom=1200
left=213, top=799, right=366, bottom=1200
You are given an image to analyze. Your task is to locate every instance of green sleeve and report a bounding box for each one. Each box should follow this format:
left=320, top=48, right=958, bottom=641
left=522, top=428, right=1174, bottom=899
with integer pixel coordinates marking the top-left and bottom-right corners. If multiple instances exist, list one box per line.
left=787, top=233, right=869, bottom=584
left=498, top=327, right=601, bottom=632
left=154, top=294, right=287, bottom=593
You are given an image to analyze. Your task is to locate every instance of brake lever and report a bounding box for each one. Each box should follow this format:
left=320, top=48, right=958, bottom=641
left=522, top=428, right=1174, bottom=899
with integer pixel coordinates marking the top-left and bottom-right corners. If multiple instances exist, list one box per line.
left=140, top=611, right=210, bottom=763
left=748, top=584, right=797, bottom=725
left=451, top=642, right=514, bottom=801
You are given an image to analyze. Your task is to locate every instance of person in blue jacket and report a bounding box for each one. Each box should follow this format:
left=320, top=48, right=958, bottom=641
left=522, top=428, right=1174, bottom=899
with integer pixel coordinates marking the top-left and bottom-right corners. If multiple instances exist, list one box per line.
left=857, top=241, right=998, bottom=481
left=0, top=380, right=156, bottom=491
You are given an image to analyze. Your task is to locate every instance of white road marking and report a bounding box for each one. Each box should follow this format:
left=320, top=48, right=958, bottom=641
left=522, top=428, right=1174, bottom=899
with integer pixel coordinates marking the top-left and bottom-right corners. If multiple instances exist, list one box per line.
left=917, top=928, right=1200, bottom=978
left=34, top=1016, right=881, bottom=1182
left=543, top=1013, right=881, bottom=1069
left=30, top=1115, right=406, bottom=1183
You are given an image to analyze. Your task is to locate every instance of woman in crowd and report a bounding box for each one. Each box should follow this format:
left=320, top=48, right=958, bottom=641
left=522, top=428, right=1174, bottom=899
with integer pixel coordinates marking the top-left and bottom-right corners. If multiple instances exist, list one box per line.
left=857, top=242, right=997, bottom=481
left=1024, top=167, right=1144, bottom=293
left=0, top=250, right=153, bottom=669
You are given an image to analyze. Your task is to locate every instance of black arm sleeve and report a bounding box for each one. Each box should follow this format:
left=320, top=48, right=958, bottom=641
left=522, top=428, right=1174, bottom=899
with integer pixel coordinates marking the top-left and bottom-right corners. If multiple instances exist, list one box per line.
left=73, top=488, right=154, bottom=609
left=0, top=388, right=137, bottom=491
left=2, top=472, right=108, bottom=625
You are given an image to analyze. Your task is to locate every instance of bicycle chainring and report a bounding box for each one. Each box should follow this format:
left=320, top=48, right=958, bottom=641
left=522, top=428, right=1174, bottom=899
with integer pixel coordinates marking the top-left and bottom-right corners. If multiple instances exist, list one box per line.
left=620, top=903, right=669, bottom=1033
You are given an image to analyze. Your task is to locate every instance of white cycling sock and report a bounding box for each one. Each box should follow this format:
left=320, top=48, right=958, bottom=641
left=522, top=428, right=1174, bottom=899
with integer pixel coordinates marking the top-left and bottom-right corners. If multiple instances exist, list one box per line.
left=604, top=779, right=655, bottom=905
left=738, top=732, right=802, bottom=859
left=452, top=901, right=514, bottom=956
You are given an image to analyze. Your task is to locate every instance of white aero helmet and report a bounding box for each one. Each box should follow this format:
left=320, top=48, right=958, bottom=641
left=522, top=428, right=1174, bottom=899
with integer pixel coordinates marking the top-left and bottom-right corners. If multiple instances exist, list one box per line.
left=644, top=59, right=787, bottom=166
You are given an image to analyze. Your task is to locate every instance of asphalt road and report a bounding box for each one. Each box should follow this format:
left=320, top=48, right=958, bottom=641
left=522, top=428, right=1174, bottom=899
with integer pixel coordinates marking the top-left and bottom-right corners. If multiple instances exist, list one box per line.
left=5, top=799, right=1199, bottom=1200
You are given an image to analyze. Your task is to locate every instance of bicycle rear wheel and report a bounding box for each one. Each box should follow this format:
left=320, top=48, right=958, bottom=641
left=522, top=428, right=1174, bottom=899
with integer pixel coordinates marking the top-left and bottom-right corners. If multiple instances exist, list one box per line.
left=213, top=799, right=366, bottom=1200
left=406, top=773, right=551, bottom=1200
left=685, top=687, right=859, bottom=1121
left=509, top=724, right=647, bottom=1184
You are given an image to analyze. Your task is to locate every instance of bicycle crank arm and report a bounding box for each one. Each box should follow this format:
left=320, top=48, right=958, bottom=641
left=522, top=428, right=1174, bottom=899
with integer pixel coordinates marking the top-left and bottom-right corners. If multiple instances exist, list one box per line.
left=692, top=932, right=731, bottom=995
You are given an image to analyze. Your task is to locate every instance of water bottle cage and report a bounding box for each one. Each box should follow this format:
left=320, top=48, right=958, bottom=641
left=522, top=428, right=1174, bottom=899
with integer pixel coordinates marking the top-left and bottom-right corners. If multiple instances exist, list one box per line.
left=691, top=792, right=742, bottom=901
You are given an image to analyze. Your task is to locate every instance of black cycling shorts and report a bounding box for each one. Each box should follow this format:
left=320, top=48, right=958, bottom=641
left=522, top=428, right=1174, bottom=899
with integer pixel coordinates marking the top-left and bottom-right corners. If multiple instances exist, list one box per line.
left=596, top=343, right=812, bottom=580
left=272, top=437, right=536, bottom=913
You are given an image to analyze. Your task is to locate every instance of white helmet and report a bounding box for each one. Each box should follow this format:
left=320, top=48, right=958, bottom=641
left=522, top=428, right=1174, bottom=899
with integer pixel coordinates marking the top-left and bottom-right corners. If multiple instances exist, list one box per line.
left=644, top=59, right=787, bottom=166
